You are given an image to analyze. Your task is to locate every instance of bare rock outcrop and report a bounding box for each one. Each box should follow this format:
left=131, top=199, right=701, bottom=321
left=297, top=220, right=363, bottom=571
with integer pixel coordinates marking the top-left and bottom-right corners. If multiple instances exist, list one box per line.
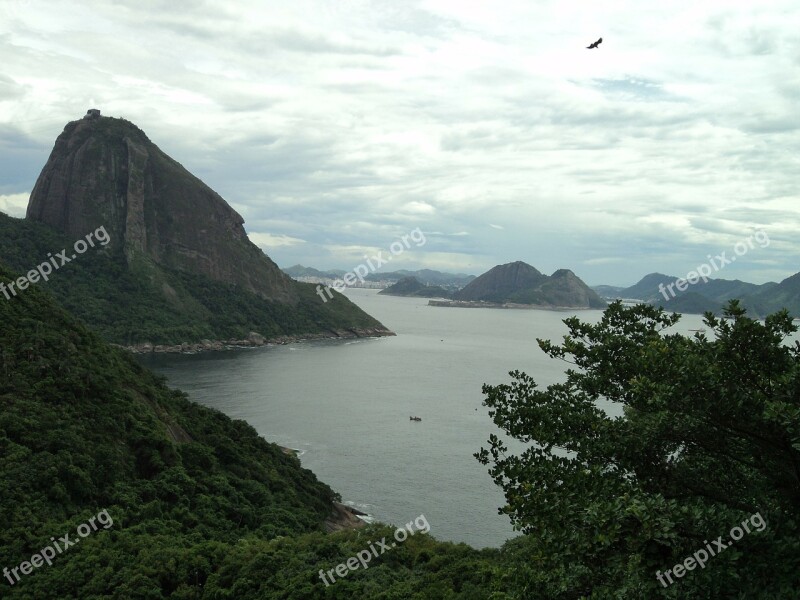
left=27, top=114, right=295, bottom=303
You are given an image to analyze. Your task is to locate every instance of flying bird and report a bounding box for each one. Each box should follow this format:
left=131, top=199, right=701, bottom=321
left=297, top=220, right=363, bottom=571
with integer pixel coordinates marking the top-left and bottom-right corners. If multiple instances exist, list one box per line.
left=586, top=37, right=602, bottom=49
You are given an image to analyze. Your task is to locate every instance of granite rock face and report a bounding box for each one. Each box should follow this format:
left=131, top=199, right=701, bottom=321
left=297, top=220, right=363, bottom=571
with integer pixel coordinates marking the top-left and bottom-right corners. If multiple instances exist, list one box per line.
left=27, top=114, right=295, bottom=303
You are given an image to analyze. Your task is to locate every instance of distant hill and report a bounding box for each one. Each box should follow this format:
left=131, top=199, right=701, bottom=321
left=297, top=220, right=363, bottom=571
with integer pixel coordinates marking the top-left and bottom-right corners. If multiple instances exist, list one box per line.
left=661, top=291, right=724, bottom=314
left=283, top=264, right=346, bottom=279
left=611, top=272, right=800, bottom=317
left=592, top=284, right=625, bottom=298
left=618, top=273, right=770, bottom=304
left=378, top=276, right=452, bottom=298
left=616, top=273, right=677, bottom=301
left=745, top=272, right=800, bottom=317
left=283, top=266, right=475, bottom=289
left=5, top=112, right=390, bottom=346
left=366, top=269, right=475, bottom=289
left=453, top=261, right=606, bottom=308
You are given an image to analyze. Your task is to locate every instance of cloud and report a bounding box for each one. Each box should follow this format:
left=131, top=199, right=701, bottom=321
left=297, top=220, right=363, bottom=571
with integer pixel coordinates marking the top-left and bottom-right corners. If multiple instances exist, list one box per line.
left=0, top=0, right=798, bottom=286
left=247, top=232, right=306, bottom=249
left=0, top=193, right=29, bottom=218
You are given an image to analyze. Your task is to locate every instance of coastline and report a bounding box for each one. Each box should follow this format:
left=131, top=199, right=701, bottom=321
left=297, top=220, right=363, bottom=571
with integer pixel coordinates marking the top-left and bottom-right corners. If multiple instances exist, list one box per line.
left=325, top=501, right=369, bottom=532
left=428, top=299, right=605, bottom=311
left=115, top=327, right=395, bottom=354
left=278, top=446, right=369, bottom=532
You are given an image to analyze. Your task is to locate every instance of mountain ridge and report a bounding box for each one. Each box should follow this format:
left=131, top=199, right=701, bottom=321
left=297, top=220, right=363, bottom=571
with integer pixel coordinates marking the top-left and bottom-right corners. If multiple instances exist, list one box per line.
left=604, top=271, right=798, bottom=317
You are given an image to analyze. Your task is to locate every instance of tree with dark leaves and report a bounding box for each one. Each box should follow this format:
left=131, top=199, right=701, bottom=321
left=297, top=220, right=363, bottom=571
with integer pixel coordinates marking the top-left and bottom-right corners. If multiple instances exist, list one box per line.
left=478, top=300, right=800, bottom=599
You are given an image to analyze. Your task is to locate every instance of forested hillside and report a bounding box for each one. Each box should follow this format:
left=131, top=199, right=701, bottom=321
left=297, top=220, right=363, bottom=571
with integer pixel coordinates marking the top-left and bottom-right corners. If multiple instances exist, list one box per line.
left=0, top=213, right=387, bottom=346
left=0, top=261, right=500, bottom=599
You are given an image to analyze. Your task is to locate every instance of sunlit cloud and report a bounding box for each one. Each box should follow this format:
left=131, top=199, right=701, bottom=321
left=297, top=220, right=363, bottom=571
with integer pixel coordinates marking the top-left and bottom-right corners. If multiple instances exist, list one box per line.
left=0, top=193, right=29, bottom=218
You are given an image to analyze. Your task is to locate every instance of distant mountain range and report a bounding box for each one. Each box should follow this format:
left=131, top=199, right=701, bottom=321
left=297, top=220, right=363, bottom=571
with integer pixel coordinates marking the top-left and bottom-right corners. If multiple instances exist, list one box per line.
left=444, top=261, right=605, bottom=308
left=283, top=265, right=475, bottom=289
left=283, top=264, right=347, bottom=279
left=591, top=284, right=625, bottom=297
left=378, top=276, right=452, bottom=298
left=366, top=269, right=475, bottom=289
left=593, top=271, right=800, bottom=318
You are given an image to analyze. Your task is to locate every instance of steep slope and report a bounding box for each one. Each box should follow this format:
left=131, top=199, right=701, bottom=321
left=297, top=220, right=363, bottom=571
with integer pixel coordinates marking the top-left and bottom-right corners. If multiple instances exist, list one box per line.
left=0, top=260, right=499, bottom=598
left=378, top=276, right=452, bottom=298
left=0, top=260, right=334, bottom=592
left=454, top=261, right=605, bottom=308
left=11, top=112, right=391, bottom=345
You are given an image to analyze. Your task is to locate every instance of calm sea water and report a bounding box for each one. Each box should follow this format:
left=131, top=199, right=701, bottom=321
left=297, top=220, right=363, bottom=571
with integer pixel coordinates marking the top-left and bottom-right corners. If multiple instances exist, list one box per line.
left=138, top=290, right=725, bottom=548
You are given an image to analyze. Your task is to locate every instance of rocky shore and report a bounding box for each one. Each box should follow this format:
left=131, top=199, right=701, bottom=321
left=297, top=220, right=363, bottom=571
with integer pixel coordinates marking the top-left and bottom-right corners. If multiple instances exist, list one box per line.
left=324, top=501, right=369, bottom=532
left=276, top=447, right=369, bottom=531
left=117, top=327, right=395, bottom=354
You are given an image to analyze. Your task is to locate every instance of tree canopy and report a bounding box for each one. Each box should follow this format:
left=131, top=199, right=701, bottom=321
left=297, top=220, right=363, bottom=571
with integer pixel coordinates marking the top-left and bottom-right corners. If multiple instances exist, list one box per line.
left=478, top=300, right=800, bottom=598
left=0, top=262, right=500, bottom=598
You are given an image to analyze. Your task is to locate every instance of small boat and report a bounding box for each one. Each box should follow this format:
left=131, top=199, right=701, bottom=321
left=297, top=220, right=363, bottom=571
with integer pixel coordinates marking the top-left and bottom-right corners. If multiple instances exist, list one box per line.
left=409, top=416, right=422, bottom=421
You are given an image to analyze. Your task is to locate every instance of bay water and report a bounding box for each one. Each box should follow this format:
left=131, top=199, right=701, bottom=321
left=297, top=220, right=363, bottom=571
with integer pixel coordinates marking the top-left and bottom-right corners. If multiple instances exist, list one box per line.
left=139, top=290, right=719, bottom=548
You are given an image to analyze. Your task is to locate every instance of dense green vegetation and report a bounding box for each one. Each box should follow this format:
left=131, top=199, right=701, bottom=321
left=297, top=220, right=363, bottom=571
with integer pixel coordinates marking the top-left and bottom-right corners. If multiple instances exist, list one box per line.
left=478, top=301, right=800, bottom=598
left=0, top=213, right=385, bottom=345
left=0, top=262, right=500, bottom=598
left=4, top=243, right=799, bottom=598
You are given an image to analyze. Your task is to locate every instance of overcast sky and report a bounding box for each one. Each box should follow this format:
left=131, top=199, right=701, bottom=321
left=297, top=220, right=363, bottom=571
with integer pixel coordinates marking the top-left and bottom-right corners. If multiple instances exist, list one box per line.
left=1, top=0, right=798, bottom=286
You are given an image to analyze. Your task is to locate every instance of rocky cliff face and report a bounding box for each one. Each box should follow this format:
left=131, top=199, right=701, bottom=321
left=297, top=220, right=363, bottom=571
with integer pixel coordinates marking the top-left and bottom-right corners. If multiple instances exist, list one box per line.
left=455, top=261, right=605, bottom=308
left=27, top=114, right=295, bottom=303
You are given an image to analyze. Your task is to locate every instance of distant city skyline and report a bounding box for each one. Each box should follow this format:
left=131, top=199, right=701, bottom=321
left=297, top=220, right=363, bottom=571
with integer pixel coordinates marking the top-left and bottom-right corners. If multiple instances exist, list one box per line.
left=1, top=1, right=798, bottom=287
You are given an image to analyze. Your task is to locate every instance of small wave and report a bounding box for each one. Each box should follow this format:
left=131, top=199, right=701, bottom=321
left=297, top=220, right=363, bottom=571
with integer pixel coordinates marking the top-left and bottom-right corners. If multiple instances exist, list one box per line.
left=343, top=500, right=375, bottom=521
left=356, top=514, right=375, bottom=524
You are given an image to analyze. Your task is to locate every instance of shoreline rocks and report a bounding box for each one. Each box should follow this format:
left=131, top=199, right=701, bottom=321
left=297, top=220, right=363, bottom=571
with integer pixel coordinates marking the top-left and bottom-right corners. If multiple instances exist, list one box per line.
left=324, top=501, right=369, bottom=532
left=116, top=327, right=396, bottom=354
